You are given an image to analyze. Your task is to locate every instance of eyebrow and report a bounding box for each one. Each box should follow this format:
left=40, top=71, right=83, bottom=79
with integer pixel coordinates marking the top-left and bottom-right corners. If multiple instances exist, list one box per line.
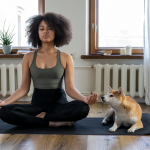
left=39, top=25, right=48, bottom=27
left=39, top=25, right=52, bottom=27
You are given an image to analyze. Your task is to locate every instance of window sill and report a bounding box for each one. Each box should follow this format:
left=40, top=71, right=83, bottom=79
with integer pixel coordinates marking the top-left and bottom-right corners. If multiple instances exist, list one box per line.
left=0, top=53, right=143, bottom=59
left=81, top=54, right=143, bottom=59
left=0, top=48, right=35, bottom=58
left=0, top=53, right=25, bottom=58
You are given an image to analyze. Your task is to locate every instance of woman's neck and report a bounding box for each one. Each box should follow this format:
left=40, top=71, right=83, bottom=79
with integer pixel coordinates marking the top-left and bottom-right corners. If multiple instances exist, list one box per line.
left=39, top=47, right=57, bottom=54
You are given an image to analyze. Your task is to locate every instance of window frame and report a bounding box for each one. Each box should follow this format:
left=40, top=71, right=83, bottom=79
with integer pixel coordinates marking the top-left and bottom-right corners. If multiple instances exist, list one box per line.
left=38, top=0, right=45, bottom=16
left=89, top=0, right=143, bottom=55
left=0, top=0, right=45, bottom=51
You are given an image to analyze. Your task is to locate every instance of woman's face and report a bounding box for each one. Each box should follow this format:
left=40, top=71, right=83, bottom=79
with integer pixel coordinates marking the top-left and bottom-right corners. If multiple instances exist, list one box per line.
left=38, top=20, right=55, bottom=43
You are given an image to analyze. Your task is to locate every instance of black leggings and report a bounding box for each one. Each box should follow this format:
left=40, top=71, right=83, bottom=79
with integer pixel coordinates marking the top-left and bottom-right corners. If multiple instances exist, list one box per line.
left=0, top=88, right=90, bottom=127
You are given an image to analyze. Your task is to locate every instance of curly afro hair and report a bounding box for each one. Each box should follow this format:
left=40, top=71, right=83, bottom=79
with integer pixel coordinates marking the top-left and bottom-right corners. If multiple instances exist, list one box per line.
left=25, top=12, right=73, bottom=48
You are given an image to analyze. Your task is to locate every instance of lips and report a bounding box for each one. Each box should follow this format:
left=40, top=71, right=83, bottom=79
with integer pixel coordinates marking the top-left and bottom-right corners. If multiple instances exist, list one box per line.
left=43, top=35, right=49, bottom=37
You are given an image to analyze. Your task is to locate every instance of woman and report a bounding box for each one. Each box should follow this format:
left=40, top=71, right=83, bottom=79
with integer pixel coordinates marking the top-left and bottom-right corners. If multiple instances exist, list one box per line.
left=0, top=12, right=98, bottom=127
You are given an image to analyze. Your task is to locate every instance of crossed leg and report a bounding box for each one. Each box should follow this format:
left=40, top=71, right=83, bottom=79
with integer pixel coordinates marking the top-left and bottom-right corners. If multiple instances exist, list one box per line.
left=0, top=100, right=90, bottom=127
left=0, top=103, right=49, bottom=127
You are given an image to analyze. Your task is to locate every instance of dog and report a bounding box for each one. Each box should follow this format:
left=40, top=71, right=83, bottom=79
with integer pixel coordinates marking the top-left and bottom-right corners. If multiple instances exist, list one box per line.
left=101, top=86, right=143, bottom=133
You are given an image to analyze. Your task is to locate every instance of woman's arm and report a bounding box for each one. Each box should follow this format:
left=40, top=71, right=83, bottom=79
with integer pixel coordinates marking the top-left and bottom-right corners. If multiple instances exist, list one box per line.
left=64, top=53, right=98, bottom=105
left=0, top=52, right=32, bottom=106
left=1, top=87, right=29, bottom=106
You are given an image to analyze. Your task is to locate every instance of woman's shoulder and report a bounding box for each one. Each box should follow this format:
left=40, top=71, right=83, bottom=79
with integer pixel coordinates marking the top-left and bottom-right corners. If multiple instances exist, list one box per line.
left=26, top=50, right=35, bottom=59
left=25, top=51, right=36, bottom=68
left=59, top=51, right=73, bottom=69
left=60, top=50, right=72, bottom=58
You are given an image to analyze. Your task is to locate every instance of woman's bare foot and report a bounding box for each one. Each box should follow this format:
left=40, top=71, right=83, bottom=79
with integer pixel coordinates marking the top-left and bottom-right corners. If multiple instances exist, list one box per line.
left=19, top=121, right=75, bottom=127
left=36, top=112, right=46, bottom=119
left=49, top=121, right=75, bottom=127
left=36, top=112, right=75, bottom=127
left=19, top=112, right=47, bottom=127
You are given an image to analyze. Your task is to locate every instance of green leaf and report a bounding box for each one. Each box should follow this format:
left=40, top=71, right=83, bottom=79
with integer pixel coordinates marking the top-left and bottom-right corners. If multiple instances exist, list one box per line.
left=0, top=20, right=15, bottom=45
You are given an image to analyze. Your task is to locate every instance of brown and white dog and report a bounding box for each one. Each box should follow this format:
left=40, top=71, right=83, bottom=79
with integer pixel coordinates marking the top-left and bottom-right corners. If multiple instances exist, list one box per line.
left=101, top=86, right=143, bottom=133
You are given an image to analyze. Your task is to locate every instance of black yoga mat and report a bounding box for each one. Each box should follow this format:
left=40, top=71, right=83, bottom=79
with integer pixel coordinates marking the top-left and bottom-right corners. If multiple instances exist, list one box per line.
left=0, top=113, right=150, bottom=135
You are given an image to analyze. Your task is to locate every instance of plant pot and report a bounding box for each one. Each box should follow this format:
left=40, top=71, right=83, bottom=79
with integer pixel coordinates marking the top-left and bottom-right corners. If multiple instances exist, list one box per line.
left=2, top=45, right=12, bottom=54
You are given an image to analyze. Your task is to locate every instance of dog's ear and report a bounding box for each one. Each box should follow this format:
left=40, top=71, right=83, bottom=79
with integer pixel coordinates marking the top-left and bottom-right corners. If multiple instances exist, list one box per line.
left=118, top=87, right=124, bottom=96
left=108, top=86, right=112, bottom=93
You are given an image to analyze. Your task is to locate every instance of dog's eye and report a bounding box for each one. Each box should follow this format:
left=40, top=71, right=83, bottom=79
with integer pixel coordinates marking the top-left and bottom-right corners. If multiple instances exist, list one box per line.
left=110, top=95, right=114, bottom=97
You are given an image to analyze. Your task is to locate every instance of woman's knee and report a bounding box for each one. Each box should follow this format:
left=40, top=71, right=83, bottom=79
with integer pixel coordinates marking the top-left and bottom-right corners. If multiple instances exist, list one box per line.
left=0, top=104, right=17, bottom=110
left=0, top=104, right=17, bottom=118
left=0, top=105, right=7, bottom=112
left=0, top=106, right=9, bottom=121
left=73, top=100, right=90, bottom=117
left=82, top=102, right=90, bottom=117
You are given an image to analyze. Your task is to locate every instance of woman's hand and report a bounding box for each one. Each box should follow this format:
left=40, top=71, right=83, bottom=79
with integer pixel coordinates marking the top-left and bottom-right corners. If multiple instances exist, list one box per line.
left=83, top=93, right=98, bottom=105
left=0, top=100, right=7, bottom=107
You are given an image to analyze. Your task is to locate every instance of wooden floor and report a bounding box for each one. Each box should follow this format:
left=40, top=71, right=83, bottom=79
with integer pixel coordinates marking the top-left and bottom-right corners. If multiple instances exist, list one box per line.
left=0, top=101, right=150, bottom=150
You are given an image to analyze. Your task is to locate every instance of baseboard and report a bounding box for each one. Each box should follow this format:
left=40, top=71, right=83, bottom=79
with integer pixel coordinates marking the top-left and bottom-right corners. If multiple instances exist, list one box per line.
left=133, top=98, right=145, bottom=103
left=97, top=98, right=145, bottom=104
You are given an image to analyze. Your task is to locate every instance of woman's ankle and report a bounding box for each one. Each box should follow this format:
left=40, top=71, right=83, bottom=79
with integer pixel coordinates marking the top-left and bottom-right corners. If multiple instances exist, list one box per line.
left=49, top=121, right=53, bottom=126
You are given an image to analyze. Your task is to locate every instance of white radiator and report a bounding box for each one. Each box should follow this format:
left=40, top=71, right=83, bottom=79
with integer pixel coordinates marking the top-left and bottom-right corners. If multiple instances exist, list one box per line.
left=0, top=63, right=34, bottom=97
left=94, top=63, right=144, bottom=98
left=0, top=63, right=145, bottom=99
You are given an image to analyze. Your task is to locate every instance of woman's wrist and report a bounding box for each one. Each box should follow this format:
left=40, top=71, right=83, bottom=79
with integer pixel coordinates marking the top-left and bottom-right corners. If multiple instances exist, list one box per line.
left=82, top=96, right=87, bottom=103
left=0, top=100, right=7, bottom=106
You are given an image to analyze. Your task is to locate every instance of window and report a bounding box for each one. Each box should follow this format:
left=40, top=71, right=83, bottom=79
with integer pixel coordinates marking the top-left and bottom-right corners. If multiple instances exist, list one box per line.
left=89, top=0, right=144, bottom=54
left=0, top=0, right=45, bottom=48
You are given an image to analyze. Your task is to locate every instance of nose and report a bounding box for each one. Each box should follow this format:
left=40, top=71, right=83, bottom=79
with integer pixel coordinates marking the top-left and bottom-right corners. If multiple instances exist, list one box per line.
left=43, top=29, right=49, bottom=33
left=101, top=96, right=105, bottom=102
left=45, top=30, right=48, bottom=33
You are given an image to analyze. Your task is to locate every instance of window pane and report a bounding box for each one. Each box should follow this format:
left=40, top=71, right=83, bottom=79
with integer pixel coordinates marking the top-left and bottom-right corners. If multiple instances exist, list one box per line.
left=0, top=0, right=38, bottom=47
left=98, top=0, right=144, bottom=47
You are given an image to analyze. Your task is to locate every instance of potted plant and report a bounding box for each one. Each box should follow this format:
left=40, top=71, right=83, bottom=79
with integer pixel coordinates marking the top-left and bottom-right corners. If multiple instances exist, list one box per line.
left=0, top=20, right=16, bottom=54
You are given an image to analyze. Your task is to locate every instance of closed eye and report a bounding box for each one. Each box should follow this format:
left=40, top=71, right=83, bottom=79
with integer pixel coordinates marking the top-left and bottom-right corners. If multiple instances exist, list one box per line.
left=40, top=29, right=52, bottom=30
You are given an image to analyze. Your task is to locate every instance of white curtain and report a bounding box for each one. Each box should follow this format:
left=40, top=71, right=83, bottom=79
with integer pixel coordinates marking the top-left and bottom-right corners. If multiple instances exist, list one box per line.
left=144, top=0, right=150, bottom=105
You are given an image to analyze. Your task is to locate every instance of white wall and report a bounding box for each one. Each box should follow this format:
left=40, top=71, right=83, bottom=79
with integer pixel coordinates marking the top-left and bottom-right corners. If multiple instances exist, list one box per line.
left=0, top=0, right=144, bottom=103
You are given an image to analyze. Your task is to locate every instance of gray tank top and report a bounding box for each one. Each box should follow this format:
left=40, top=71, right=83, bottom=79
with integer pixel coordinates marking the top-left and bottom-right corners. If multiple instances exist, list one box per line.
left=30, top=49, right=65, bottom=89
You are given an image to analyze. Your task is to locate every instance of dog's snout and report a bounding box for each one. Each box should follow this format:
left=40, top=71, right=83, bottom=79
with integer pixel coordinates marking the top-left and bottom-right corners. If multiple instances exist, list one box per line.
left=101, top=96, right=104, bottom=100
left=101, top=96, right=105, bottom=102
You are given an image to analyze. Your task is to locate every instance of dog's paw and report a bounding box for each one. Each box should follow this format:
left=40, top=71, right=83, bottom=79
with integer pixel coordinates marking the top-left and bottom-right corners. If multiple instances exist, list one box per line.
left=109, top=126, right=117, bottom=132
left=127, top=128, right=135, bottom=133
left=102, top=119, right=107, bottom=125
